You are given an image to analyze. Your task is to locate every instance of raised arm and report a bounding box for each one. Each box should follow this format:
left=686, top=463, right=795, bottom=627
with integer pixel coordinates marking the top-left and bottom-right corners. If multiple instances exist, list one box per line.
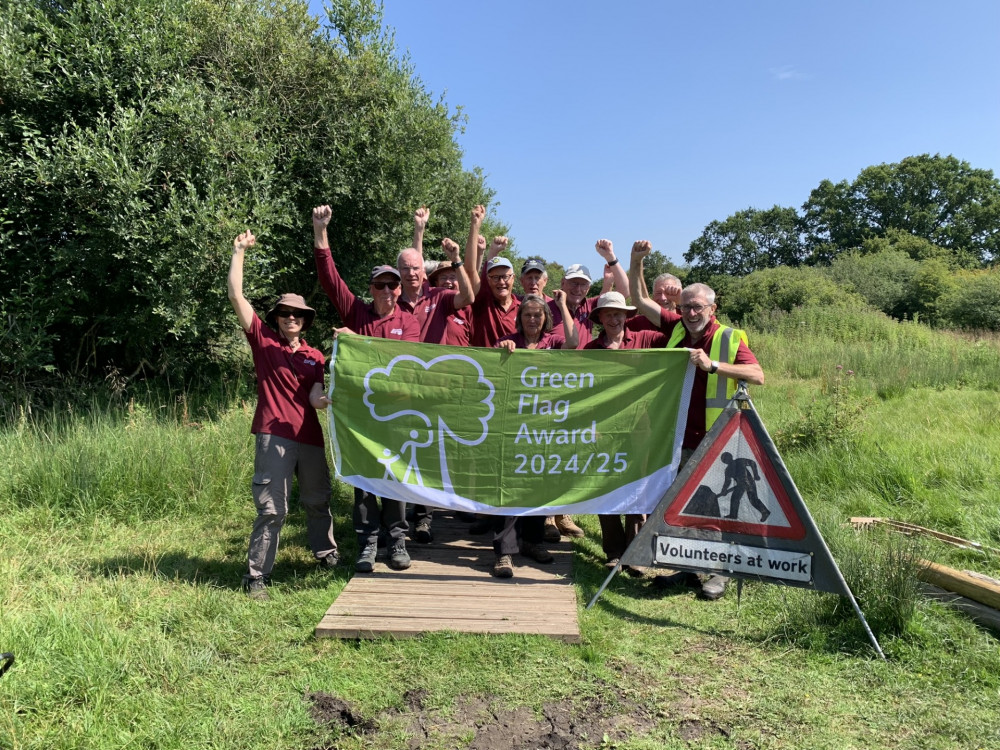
left=552, top=289, right=578, bottom=348
left=443, top=237, right=475, bottom=309
left=466, top=205, right=485, bottom=296
left=595, top=239, right=629, bottom=298
left=227, top=231, right=256, bottom=332
left=312, top=204, right=357, bottom=319
left=600, top=264, right=615, bottom=294
left=413, top=206, right=429, bottom=256
left=628, top=241, right=662, bottom=325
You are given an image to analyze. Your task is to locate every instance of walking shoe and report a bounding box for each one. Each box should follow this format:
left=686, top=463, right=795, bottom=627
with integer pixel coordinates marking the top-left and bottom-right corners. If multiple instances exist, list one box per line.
left=543, top=517, right=561, bottom=543
left=554, top=515, right=585, bottom=538
left=469, top=515, right=492, bottom=535
left=355, top=541, right=377, bottom=573
left=388, top=541, right=411, bottom=570
left=699, top=575, right=730, bottom=600
left=624, top=565, right=645, bottom=578
left=605, top=557, right=621, bottom=569
left=414, top=520, right=434, bottom=544
left=244, top=577, right=269, bottom=601
left=519, top=541, right=554, bottom=564
left=317, top=551, right=340, bottom=569
left=492, top=554, right=514, bottom=578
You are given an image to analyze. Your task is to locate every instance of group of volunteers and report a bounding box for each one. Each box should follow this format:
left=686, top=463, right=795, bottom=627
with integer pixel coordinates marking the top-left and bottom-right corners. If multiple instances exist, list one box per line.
left=228, top=205, right=764, bottom=601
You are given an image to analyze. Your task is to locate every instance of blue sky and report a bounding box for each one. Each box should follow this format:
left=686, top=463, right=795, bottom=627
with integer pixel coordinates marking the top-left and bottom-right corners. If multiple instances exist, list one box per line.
left=309, top=1, right=1000, bottom=269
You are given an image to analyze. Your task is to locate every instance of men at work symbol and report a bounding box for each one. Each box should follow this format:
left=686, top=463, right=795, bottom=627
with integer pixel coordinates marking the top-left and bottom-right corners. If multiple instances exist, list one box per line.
left=682, top=452, right=770, bottom=523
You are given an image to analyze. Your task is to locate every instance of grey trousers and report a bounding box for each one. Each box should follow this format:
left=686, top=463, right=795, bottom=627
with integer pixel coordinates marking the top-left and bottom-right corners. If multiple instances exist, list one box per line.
left=354, top=488, right=408, bottom=546
left=245, top=433, right=337, bottom=582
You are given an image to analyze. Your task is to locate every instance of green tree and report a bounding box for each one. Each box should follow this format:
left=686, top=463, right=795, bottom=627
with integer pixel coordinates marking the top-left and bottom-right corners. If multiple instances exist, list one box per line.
left=801, top=155, right=1000, bottom=267
left=936, top=270, right=1000, bottom=330
left=712, top=266, right=863, bottom=325
left=685, top=205, right=804, bottom=278
left=0, top=0, right=494, bottom=397
left=826, top=250, right=921, bottom=320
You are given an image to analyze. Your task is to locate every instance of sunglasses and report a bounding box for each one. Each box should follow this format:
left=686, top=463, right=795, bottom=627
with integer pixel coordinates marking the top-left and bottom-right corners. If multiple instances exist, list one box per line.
left=372, top=280, right=400, bottom=290
left=275, top=309, right=304, bottom=318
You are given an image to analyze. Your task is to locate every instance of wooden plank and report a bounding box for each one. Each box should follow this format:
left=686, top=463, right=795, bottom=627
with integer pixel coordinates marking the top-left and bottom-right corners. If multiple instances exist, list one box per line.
left=315, top=512, right=580, bottom=642
left=917, top=560, right=1000, bottom=610
left=921, top=584, right=1000, bottom=633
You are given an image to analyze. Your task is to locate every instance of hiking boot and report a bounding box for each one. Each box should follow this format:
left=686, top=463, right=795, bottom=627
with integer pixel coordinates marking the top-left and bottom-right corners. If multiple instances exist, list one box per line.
left=554, top=515, right=585, bottom=538
left=244, top=577, right=269, bottom=601
left=469, top=516, right=492, bottom=535
left=317, top=551, right=340, bottom=569
left=519, top=541, right=554, bottom=564
left=543, top=517, right=561, bottom=543
left=492, top=554, right=514, bottom=578
left=388, top=540, right=411, bottom=570
left=700, top=575, right=730, bottom=601
left=414, top=520, right=434, bottom=544
left=355, top=541, right=377, bottom=573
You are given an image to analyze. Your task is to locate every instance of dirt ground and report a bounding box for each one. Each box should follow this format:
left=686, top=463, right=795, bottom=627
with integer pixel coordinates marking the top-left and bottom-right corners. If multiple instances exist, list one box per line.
left=305, top=677, right=743, bottom=749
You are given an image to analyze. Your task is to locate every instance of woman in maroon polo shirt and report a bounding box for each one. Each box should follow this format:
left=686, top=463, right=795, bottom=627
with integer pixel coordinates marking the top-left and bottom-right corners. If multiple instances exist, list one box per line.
left=584, top=291, right=669, bottom=577
left=228, top=230, right=339, bottom=601
left=488, top=292, right=578, bottom=578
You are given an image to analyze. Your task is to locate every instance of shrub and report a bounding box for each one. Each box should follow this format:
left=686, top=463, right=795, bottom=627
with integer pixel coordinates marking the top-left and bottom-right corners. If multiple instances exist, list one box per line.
left=714, top=265, right=864, bottom=325
left=936, top=269, right=1000, bottom=330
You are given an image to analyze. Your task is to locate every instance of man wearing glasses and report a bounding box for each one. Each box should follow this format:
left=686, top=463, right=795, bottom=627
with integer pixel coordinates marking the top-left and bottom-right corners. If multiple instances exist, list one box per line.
left=312, top=205, right=420, bottom=573
left=549, top=239, right=631, bottom=348
left=628, top=241, right=764, bottom=601
left=470, top=256, right=521, bottom=347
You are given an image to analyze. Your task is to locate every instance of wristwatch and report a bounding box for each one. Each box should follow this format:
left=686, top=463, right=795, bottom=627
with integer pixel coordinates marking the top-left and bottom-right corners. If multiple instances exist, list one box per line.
left=709, top=360, right=719, bottom=374
left=450, top=261, right=462, bottom=269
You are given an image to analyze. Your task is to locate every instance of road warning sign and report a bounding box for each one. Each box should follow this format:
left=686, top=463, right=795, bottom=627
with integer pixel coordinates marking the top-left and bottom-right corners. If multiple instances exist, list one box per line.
left=662, top=406, right=806, bottom=540
left=588, top=393, right=885, bottom=659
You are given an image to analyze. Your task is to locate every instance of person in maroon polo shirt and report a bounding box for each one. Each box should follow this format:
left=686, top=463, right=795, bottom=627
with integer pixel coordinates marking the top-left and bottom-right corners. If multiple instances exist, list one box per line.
left=628, top=240, right=765, bottom=600
left=228, top=230, right=339, bottom=601
left=312, top=205, right=420, bottom=573
left=583, top=291, right=670, bottom=577
left=470, top=255, right=521, bottom=348
left=549, top=239, right=631, bottom=348
left=627, top=272, right=682, bottom=332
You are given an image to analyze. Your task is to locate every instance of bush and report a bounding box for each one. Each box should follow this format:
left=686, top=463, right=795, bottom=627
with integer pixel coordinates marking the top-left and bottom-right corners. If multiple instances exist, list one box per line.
left=712, top=266, right=863, bottom=325
left=825, top=249, right=921, bottom=320
left=936, top=269, right=1000, bottom=330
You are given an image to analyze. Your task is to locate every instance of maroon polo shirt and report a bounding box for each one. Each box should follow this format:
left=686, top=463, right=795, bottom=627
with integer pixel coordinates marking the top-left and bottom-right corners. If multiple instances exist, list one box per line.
left=245, top=314, right=326, bottom=447
left=314, top=247, right=420, bottom=341
left=657, top=311, right=760, bottom=450
left=398, top=285, right=469, bottom=346
left=470, top=269, right=520, bottom=348
left=550, top=295, right=599, bottom=348
left=582, top=328, right=669, bottom=351
left=494, top=330, right=567, bottom=350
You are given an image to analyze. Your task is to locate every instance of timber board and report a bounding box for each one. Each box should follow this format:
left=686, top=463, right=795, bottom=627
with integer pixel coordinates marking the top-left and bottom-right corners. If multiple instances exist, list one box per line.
left=315, top=512, right=581, bottom=642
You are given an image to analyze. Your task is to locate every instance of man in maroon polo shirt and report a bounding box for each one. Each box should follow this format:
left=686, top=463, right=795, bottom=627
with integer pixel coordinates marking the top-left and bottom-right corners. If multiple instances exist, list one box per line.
left=396, top=205, right=478, bottom=347
left=628, top=240, right=765, bottom=600
left=312, top=204, right=420, bottom=573
left=550, top=239, right=631, bottom=348
left=470, top=255, right=521, bottom=348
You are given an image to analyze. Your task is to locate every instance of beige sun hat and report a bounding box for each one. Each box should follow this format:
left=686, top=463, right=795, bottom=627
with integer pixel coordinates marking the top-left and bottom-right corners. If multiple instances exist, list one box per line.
left=589, top=291, right=636, bottom=323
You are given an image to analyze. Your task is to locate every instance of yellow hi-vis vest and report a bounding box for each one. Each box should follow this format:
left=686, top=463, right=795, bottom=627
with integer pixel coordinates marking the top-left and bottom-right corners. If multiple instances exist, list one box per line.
left=667, top=323, right=749, bottom=431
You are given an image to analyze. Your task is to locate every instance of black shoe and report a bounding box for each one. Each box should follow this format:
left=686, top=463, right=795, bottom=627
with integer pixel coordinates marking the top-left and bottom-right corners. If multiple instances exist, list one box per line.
left=243, top=577, right=269, bottom=601
left=519, top=541, right=554, bottom=564
left=388, top=541, right=411, bottom=570
left=699, top=575, right=730, bottom=600
left=414, top=521, right=434, bottom=544
left=760, top=508, right=771, bottom=522
left=355, top=541, right=377, bottom=573
left=469, top=517, right=492, bottom=535
left=317, top=551, right=340, bottom=569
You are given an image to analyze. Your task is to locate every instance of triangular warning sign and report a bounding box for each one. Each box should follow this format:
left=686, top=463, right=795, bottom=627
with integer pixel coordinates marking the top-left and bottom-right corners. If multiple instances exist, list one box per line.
left=588, top=395, right=884, bottom=659
left=663, top=408, right=806, bottom=540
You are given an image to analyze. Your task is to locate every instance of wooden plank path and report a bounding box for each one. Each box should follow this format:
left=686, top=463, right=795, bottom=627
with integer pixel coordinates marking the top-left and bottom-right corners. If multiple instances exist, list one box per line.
left=315, top=513, right=580, bottom=642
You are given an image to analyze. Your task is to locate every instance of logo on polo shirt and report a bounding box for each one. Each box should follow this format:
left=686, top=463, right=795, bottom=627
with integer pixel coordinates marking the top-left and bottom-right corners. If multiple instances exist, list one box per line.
left=303, top=358, right=317, bottom=366
left=391, top=328, right=403, bottom=336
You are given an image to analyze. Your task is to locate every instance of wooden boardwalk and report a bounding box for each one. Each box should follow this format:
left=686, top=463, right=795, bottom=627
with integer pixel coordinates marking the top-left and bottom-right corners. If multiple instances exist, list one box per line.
left=315, top=513, right=580, bottom=642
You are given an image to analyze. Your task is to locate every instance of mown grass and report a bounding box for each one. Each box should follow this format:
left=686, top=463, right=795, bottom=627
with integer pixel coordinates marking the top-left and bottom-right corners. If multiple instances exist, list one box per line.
left=3, top=307, right=1000, bottom=749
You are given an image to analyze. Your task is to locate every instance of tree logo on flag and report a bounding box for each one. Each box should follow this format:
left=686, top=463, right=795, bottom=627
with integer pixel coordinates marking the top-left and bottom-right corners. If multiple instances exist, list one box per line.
left=362, top=353, right=496, bottom=492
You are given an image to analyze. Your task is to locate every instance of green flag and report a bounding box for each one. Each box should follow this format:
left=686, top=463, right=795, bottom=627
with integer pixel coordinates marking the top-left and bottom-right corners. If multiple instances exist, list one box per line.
left=328, top=335, right=694, bottom=515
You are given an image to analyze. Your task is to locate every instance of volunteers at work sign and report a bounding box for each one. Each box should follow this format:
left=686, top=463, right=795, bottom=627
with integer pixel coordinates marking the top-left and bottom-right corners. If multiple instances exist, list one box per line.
left=328, top=335, right=694, bottom=516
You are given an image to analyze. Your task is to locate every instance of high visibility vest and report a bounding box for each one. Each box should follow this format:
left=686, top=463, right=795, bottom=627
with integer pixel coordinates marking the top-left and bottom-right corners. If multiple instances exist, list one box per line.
left=667, top=323, right=749, bottom=431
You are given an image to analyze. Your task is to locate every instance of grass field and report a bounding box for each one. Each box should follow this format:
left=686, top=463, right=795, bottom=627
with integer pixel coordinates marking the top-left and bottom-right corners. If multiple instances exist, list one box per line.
left=3, top=310, right=1000, bottom=749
